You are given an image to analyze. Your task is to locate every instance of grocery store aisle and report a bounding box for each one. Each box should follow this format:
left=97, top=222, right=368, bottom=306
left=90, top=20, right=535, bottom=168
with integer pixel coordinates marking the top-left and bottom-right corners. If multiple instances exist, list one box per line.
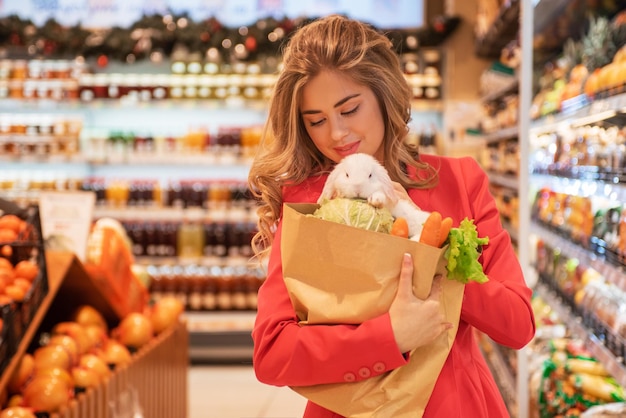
left=188, top=364, right=307, bottom=418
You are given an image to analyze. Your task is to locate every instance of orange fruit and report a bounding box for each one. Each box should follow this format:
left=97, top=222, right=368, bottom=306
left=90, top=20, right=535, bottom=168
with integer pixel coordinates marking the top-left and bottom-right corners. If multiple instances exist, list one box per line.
left=4, top=285, right=26, bottom=302
left=0, top=294, right=13, bottom=306
left=14, top=260, right=39, bottom=282
left=0, top=245, right=12, bottom=258
left=13, top=278, right=31, bottom=293
left=0, top=267, right=15, bottom=285
left=0, top=229, right=17, bottom=244
left=0, top=258, right=11, bottom=270
left=0, top=215, right=25, bottom=234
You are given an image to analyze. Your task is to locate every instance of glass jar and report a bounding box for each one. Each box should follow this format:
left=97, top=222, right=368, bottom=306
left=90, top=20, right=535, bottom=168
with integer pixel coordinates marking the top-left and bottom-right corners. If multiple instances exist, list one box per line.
left=177, top=209, right=205, bottom=258
left=79, top=73, right=95, bottom=102
left=153, top=74, right=170, bottom=100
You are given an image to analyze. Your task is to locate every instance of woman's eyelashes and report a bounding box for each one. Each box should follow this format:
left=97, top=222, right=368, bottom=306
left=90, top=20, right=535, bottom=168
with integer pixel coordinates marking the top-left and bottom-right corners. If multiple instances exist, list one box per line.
left=307, top=105, right=360, bottom=127
left=341, top=105, right=359, bottom=116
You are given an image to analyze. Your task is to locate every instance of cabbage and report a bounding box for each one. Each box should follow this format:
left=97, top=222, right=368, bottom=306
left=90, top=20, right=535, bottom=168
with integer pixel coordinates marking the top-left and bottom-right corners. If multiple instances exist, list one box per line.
left=312, top=198, right=395, bottom=234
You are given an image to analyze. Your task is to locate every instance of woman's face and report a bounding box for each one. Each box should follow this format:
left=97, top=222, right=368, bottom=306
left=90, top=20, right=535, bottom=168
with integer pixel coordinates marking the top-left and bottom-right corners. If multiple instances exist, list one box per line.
left=300, top=70, right=385, bottom=164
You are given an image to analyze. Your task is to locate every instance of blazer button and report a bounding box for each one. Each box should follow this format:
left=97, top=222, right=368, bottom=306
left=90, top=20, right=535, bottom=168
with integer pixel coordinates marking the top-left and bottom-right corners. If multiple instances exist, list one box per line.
left=358, top=367, right=371, bottom=378
left=372, top=362, right=385, bottom=372
left=343, top=372, right=356, bottom=382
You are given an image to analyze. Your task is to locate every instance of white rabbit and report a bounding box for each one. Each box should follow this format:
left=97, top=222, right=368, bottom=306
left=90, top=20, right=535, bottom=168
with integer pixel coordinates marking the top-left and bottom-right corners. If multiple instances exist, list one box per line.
left=317, top=153, right=431, bottom=239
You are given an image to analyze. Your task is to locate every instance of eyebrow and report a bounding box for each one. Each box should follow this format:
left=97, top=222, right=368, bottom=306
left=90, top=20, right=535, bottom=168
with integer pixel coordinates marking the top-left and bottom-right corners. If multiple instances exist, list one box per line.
left=301, top=93, right=361, bottom=115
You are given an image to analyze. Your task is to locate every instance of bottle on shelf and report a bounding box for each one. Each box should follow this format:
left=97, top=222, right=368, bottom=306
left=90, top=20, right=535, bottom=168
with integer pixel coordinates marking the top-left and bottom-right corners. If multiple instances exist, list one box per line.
left=176, top=208, right=205, bottom=260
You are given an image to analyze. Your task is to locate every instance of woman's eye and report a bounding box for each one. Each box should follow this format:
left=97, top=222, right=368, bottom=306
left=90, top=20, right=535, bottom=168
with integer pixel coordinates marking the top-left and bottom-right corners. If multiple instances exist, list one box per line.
left=309, top=119, right=325, bottom=127
left=342, top=105, right=359, bottom=116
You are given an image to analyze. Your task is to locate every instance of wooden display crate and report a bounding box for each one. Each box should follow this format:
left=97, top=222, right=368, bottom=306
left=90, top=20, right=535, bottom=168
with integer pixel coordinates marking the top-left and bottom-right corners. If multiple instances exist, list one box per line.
left=0, top=251, right=188, bottom=418
left=50, top=320, right=188, bottom=418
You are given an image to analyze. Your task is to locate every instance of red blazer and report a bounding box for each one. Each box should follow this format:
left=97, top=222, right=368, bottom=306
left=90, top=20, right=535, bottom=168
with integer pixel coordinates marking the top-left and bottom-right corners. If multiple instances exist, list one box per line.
left=252, top=154, right=535, bottom=417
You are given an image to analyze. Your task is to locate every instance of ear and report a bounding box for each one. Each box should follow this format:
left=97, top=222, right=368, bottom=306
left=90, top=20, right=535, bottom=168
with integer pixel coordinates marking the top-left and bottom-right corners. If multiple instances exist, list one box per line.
left=318, top=169, right=340, bottom=203
left=373, top=163, right=397, bottom=204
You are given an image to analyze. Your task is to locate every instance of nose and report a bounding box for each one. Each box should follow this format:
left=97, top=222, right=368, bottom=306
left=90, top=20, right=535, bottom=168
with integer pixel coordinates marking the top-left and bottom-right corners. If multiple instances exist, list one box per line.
left=329, top=117, right=349, bottom=142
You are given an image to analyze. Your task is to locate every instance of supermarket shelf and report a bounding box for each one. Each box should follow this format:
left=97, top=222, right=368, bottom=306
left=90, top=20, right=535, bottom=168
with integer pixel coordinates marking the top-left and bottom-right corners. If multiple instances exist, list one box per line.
left=534, top=282, right=626, bottom=388
left=482, top=126, right=519, bottom=144
left=188, top=331, right=253, bottom=363
left=1, top=160, right=251, bottom=186
left=0, top=97, right=271, bottom=112
left=481, top=78, right=519, bottom=104
left=481, top=337, right=518, bottom=416
left=502, top=221, right=518, bottom=244
left=530, top=174, right=626, bottom=207
left=530, top=221, right=626, bottom=288
left=1, top=154, right=252, bottom=169
left=0, top=95, right=442, bottom=115
left=475, top=0, right=520, bottom=58
left=530, top=92, right=626, bottom=134
left=184, top=311, right=255, bottom=362
left=533, top=0, right=575, bottom=36
left=488, top=172, right=519, bottom=190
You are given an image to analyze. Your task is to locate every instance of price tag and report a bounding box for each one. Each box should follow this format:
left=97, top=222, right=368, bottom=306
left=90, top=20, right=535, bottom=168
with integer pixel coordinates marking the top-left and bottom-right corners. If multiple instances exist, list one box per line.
left=38, top=190, right=96, bottom=262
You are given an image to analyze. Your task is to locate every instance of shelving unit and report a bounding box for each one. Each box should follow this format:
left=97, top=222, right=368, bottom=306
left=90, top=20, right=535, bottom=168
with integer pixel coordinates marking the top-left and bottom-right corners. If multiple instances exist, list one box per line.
left=531, top=221, right=626, bottom=380
left=185, top=311, right=255, bottom=362
left=527, top=21, right=626, bottom=412
left=481, top=78, right=519, bottom=104
left=475, top=0, right=520, bottom=59
left=0, top=51, right=447, bottom=362
left=0, top=81, right=263, bottom=360
left=535, top=282, right=626, bottom=387
left=482, top=126, right=518, bottom=144
left=531, top=92, right=626, bottom=134
left=479, top=335, right=518, bottom=417
left=473, top=1, right=527, bottom=414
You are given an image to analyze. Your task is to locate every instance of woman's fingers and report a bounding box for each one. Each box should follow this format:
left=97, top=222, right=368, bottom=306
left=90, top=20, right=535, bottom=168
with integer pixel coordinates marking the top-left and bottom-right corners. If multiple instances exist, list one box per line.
left=396, top=253, right=414, bottom=301
left=390, top=255, right=453, bottom=353
left=431, top=275, right=453, bottom=331
left=429, top=275, right=443, bottom=300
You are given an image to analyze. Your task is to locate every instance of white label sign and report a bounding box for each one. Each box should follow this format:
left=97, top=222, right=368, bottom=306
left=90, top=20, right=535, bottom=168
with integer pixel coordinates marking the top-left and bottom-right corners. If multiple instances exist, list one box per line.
left=39, top=190, right=96, bottom=262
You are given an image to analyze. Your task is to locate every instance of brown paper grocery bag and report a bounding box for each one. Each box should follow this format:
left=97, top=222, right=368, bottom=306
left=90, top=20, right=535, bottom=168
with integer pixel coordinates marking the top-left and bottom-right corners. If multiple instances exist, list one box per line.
left=281, top=203, right=465, bottom=418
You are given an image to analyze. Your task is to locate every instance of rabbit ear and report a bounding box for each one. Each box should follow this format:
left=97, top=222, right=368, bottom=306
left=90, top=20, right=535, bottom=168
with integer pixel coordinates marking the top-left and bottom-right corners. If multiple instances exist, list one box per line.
left=318, top=168, right=340, bottom=203
left=373, top=162, right=398, bottom=204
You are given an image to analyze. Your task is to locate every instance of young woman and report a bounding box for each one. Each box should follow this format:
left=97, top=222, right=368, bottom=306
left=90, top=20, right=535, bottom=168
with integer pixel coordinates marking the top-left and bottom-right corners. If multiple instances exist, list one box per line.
left=248, top=14, right=535, bottom=417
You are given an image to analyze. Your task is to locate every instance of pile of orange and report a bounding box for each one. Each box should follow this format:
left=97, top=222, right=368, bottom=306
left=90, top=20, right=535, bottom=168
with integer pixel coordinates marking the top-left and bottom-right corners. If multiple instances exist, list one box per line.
left=0, top=212, right=40, bottom=303
left=0, top=258, right=40, bottom=304
left=0, top=214, right=31, bottom=259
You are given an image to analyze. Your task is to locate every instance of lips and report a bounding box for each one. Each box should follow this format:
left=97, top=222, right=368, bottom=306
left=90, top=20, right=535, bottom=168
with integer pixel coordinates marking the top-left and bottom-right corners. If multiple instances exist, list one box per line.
left=334, top=141, right=360, bottom=158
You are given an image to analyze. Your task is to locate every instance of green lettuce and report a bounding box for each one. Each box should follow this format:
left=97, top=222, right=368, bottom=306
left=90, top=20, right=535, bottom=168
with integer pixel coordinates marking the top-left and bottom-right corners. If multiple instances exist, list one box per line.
left=312, top=198, right=395, bottom=234
left=445, top=218, right=489, bottom=284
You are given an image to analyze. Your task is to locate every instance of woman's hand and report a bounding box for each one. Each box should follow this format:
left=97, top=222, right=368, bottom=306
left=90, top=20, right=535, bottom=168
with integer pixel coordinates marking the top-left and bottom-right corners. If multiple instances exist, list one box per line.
left=389, top=253, right=452, bottom=354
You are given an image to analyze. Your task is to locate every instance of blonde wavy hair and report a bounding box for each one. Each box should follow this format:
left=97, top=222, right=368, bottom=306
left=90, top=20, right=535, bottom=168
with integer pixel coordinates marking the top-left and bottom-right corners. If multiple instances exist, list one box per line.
left=248, top=14, right=438, bottom=257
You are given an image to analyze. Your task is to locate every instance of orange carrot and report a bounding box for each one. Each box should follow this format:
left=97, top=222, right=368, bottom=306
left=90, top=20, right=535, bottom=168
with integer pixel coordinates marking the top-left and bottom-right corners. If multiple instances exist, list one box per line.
left=419, top=211, right=443, bottom=247
left=438, top=216, right=453, bottom=247
left=390, top=217, right=410, bottom=238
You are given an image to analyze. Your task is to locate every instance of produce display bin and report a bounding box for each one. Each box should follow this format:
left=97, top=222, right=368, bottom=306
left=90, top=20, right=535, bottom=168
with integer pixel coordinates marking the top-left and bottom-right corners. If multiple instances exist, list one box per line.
left=0, top=251, right=189, bottom=418
left=50, top=319, right=189, bottom=418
